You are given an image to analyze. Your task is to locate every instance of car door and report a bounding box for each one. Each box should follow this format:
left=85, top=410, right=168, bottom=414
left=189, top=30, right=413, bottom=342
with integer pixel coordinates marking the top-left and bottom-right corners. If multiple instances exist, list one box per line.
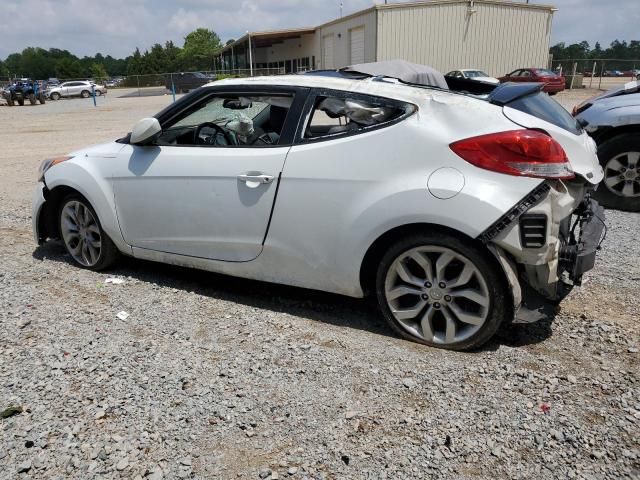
left=112, top=86, right=307, bottom=262
left=59, top=82, right=72, bottom=96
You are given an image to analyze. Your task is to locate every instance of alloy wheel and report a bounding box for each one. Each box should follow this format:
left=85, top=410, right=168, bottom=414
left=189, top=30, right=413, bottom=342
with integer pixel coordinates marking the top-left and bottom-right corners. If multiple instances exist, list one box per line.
left=384, top=246, right=490, bottom=345
left=603, top=151, right=640, bottom=198
left=60, top=200, right=102, bottom=267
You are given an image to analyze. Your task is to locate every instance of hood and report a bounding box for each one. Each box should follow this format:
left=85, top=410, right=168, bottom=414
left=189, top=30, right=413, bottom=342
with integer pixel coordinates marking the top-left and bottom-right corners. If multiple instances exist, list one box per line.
left=69, top=141, right=127, bottom=159
left=502, top=107, right=603, bottom=185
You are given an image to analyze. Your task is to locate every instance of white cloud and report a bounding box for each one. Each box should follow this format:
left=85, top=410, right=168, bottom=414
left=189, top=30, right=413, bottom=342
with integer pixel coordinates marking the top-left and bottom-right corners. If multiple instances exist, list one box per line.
left=1, top=0, right=638, bottom=59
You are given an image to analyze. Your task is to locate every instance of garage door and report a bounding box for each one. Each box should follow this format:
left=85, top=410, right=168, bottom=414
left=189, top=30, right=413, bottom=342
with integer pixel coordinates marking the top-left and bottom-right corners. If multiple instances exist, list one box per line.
left=350, top=27, right=365, bottom=64
left=323, top=34, right=334, bottom=69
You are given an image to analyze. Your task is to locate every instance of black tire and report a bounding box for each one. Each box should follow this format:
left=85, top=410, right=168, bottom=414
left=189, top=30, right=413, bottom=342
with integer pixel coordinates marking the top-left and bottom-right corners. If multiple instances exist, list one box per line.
left=50, top=92, right=60, bottom=100
left=17, top=97, right=24, bottom=106
left=28, top=93, right=37, bottom=105
left=81, top=90, right=90, bottom=98
left=594, top=133, right=640, bottom=212
left=375, top=232, right=509, bottom=351
left=6, top=95, right=14, bottom=106
left=38, top=94, right=46, bottom=104
left=58, top=195, right=119, bottom=271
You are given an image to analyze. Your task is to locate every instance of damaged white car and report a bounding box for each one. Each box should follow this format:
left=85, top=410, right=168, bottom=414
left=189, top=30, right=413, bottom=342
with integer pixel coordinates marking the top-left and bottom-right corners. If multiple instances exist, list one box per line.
left=33, top=71, right=605, bottom=350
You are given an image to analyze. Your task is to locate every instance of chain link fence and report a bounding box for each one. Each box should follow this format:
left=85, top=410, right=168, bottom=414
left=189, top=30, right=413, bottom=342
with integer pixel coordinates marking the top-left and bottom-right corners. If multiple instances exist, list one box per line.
left=550, top=58, right=640, bottom=90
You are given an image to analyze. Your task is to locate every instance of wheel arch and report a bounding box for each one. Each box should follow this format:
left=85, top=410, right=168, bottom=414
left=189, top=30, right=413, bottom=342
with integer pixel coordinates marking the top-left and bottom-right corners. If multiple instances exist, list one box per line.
left=358, top=223, right=513, bottom=310
left=591, top=124, right=640, bottom=147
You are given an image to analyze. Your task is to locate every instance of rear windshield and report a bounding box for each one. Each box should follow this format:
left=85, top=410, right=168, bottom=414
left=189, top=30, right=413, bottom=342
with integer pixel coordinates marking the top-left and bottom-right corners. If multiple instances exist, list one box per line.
left=508, top=92, right=582, bottom=135
left=534, top=69, right=556, bottom=77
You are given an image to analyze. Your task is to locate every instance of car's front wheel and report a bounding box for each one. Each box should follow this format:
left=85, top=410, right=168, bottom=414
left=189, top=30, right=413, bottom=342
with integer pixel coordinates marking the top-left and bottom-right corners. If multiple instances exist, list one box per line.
left=59, top=196, right=118, bottom=270
left=50, top=92, right=60, bottom=100
left=375, top=232, right=508, bottom=351
left=596, top=133, right=640, bottom=212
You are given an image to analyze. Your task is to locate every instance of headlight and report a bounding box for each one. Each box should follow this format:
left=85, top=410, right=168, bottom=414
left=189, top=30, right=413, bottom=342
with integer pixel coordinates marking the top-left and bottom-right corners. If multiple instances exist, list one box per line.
left=38, top=156, right=73, bottom=181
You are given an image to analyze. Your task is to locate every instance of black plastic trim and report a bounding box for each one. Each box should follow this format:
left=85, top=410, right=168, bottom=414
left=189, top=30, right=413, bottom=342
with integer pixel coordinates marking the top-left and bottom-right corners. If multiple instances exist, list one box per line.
left=477, top=182, right=551, bottom=244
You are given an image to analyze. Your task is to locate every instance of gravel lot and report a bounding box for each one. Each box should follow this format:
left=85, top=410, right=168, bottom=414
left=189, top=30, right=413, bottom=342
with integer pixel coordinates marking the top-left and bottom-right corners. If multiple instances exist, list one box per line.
left=1, top=89, right=639, bottom=479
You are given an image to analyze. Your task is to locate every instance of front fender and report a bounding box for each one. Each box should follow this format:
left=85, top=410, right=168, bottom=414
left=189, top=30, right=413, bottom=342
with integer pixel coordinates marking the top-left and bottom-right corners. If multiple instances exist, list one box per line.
left=43, top=159, right=131, bottom=255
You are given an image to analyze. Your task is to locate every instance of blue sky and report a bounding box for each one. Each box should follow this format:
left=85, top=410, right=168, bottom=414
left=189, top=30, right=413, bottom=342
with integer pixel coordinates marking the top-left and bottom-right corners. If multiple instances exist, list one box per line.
left=1, top=0, right=639, bottom=59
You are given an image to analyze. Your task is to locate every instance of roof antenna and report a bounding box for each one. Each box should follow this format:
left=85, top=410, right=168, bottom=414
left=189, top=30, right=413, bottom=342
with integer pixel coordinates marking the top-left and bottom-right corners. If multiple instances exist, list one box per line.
left=339, top=1, right=343, bottom=17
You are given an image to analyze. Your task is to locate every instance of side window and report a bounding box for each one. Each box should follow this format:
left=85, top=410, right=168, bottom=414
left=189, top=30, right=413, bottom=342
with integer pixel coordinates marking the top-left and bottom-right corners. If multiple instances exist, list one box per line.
left=521, top=70, right=531, bottom=77
left=510, top=70, right=521, bottom=77
left=156, top=92, right=295, bottom=148
left=304, top=94, right=410, bottom=140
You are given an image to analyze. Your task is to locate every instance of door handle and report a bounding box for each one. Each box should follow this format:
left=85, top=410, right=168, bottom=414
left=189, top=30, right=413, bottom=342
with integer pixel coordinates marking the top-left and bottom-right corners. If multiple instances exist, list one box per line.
left=237, top=174, right=274, bottom=186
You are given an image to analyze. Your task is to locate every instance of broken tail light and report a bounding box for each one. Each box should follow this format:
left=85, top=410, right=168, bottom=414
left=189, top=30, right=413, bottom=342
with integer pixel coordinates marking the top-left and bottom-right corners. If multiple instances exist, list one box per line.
left=449, top=130, right=575, bottom=180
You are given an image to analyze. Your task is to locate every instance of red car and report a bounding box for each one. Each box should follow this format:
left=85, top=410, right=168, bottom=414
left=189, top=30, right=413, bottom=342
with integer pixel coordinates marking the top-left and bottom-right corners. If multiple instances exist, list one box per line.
left=498, top=68, right=565, bottom=95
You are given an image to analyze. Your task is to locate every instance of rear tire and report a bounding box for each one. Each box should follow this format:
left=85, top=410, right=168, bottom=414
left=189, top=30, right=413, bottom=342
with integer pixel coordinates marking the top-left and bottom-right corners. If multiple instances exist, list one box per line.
left=6, top=95, right=14, bottom=106
left=58, top=195, right=119, bottom=271
left=595, top=134, right=640, bottom=212
left=28, top=93, right=37, bottom=105
left=38, top=94, right=46, bottom=104
left=81, top=90, right=90, bottom=98
left=17, top=97, right=24, bottom=106
left=375, top=232, right=509, bottom=351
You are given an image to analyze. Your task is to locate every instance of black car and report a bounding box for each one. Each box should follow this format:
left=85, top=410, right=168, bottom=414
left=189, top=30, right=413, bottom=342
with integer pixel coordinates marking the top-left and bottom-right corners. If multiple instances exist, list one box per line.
left=165, top=72, right=214, bottom=94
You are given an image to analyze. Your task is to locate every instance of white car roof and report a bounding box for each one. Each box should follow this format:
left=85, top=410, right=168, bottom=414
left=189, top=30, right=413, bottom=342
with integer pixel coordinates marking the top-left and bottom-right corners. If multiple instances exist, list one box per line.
left=206, top=74, right=456, bottom=106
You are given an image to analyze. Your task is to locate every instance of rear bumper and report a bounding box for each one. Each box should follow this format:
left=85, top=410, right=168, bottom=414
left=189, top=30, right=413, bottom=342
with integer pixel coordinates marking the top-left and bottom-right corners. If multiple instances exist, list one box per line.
left=483, top=182, right=604, bottom=322
left=543, top=83, right=565, bottom=93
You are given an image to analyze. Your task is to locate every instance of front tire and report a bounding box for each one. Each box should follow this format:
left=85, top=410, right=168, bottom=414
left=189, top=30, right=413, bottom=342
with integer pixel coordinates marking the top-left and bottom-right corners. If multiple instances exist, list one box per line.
left=595, top=134, right=640, bottom=212
left=375, top=232, right=508, bottom=351
left=28, top=93, right=37, bottom=105
left=50, top=92, right=60, bottom=100
left=58, top=195, right=118, bottom=270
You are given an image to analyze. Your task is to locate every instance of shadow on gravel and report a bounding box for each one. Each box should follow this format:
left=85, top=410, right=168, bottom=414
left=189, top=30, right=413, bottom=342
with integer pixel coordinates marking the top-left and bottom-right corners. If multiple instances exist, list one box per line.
left=33, top=242, right=554, bottom=351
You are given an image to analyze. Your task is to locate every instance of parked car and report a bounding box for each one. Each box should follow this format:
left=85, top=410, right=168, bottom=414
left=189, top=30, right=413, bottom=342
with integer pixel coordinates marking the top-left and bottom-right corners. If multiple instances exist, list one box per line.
left=47, top=81, right=107, bottom=100
left=445, top=69, right=499, bottom=84
left=573, top=80, right=640, bottom=211
left=166, top=72, right=214, bottom=93
left=499, top=68, right=565, bottom=94
left=33, top=72, right=604, bottom=351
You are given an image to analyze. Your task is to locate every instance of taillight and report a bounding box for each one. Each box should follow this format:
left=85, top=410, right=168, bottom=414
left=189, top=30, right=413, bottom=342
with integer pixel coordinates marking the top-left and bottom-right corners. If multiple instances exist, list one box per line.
left=449, top=130, right=575, bottom=180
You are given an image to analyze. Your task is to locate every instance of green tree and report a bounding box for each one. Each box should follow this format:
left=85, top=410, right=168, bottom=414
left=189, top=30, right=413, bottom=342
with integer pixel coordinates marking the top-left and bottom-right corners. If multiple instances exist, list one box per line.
left=180, top=28, right=221, bottom=70
left=55, top=57, right=84, bottom=79
left=90, top=63, right=109, bottom=81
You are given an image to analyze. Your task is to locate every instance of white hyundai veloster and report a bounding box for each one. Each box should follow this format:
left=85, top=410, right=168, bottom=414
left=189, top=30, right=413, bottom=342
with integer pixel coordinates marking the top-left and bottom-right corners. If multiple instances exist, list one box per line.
left=33, top=72, right=605, bottom=350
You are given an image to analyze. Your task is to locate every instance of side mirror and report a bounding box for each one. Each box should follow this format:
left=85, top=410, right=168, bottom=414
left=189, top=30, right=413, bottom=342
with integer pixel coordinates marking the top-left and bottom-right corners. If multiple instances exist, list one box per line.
left=130, top=118, right=161, bottom=145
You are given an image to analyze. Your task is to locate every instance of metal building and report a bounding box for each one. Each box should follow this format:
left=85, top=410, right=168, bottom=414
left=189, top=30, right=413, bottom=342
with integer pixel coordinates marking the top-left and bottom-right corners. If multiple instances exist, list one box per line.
left=216, top=0, right=556, bottom=77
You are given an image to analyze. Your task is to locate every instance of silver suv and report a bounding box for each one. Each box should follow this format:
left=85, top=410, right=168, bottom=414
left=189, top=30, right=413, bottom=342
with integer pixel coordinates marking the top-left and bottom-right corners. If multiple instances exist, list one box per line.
left=47, top=81, right=107, bottom=100
left=573, top=80, right=640, bottom=211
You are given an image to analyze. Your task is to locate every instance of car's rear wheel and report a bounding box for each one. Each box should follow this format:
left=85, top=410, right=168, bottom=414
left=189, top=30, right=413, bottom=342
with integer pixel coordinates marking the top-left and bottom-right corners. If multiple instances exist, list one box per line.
left=59, top=196, right=118, bottom=270
left=81, top=90, right=90, bottom=98
left=50, top=92, right=60, bottom=100
left=596, top=134, right=640, bottom=212
left=375, top=232, right=508, bottom=351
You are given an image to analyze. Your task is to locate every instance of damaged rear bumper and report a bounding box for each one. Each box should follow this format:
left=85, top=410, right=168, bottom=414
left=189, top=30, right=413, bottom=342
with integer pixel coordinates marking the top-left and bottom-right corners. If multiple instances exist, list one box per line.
left=480, top=181, right=605, bottom=323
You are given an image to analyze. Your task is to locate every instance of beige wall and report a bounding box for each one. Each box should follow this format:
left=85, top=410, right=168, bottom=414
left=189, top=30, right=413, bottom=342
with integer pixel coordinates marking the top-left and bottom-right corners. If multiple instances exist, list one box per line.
left=376, top=2, right=553, bottom=77
left=315, top=10, right=378, bottom=69
left=253, top=34, right=317, bottom=66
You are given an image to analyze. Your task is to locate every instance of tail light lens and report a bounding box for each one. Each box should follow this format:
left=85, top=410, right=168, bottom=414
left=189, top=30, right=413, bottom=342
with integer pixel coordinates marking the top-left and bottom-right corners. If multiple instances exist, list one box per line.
left=449, top=130, right=575, bottom=180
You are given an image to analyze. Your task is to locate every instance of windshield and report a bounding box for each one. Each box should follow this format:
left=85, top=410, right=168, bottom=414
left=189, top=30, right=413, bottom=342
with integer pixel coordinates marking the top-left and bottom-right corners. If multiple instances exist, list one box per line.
left=172, top=97, right=269, bottom=129
left=465, top=71, right=489, bottom=78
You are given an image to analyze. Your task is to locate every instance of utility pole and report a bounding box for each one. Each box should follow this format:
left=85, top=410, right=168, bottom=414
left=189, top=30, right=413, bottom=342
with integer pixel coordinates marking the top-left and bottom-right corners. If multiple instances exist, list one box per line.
left=248, top=32, right=254, bottom=77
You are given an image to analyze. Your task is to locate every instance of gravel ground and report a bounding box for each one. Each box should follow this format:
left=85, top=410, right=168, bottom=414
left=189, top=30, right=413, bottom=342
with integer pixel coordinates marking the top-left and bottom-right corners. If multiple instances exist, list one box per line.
left=1, top=90, right=639, bottom=479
